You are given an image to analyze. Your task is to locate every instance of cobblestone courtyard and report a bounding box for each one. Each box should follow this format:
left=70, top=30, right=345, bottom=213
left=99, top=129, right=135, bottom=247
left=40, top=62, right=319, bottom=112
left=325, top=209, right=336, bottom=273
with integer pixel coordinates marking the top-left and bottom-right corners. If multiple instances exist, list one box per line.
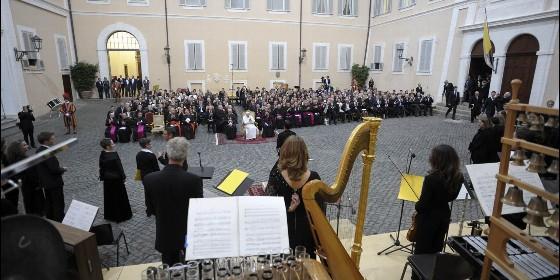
left=2, top=99, right=482, bottom=266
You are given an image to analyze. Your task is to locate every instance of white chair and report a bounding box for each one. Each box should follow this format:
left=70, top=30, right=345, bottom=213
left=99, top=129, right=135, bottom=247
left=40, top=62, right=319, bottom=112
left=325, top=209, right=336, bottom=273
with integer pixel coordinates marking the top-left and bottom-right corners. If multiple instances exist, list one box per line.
left=151, top=114, right=165, bottom=134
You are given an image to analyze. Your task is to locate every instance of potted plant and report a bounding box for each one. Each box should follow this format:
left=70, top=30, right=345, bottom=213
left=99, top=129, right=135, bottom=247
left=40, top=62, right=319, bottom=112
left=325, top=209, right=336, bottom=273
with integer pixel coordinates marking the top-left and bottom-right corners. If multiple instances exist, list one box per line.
left=70, top=62, right=98, bottom=99
left=351, top=64, right=370, bottom=90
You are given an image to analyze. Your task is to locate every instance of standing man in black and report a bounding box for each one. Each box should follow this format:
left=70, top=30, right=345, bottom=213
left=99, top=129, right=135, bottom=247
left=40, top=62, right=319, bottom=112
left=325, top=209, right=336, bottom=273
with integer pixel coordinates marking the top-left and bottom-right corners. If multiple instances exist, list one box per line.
left=443, top=80, right=454, bottom=104
left=144, top=137, right=203, bottom=265
left=103, top=77, right=111, bottom=99
left=445, top=86, right=460, bottom=120
left=18, top=106, right=36, bottom=148
left=136, top=138, right=160, bottom=217
left=469, top=91, right=483, bottom=123
left=36, top=132, right=67, bottom=222
left=96, top=78, right=104, bottom=99
left=484, top=91, right=497, bottom=118
left=142, top=76, right=150, bottom=94
left=130, top=77, right=136, bottom=97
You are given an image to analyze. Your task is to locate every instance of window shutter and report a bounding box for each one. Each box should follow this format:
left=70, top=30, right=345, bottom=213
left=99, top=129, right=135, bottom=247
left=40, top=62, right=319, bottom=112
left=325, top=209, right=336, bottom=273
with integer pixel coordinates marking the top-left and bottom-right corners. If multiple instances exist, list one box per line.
left=373, top=0, right=380, bottom=15
left=387, top=0, right=391, bottom=12
left=57, top=38, right=69, bottom=69
left=239, top=44, right=246, bottom=69
left=393, top=43, right=403, bottom=72
left=352, top=0, right=358, bottom=16
left=338, top=0, right=343, bottom=15
left=312, top=0, right=318, bottom=13
left=419, top=40, right=432, bottom=73
left=267, top=0, right=273, bottom=10
left=328, top=0, right=333, bottom=13
left=187, top=43, right=195, bottom=69
left=374, top=46, right=381, bottom=63
left=200, top=0, right=207, bottom=6
left=279, top=44, right=285, bottom=69
left=244, top=0, right=249, bottom=9
left=225, top=0, right=231, bottom=8
left=179, top=0, right=187, bottom=5
left=271, top=44, right=279, bottom=69
left=22, top=31, right=38, bottom=59
left=195, top=43, right=203, bottom=69
left=285, top=0, right=289, bottom=11
left=231, top=44, right=238, bottom=69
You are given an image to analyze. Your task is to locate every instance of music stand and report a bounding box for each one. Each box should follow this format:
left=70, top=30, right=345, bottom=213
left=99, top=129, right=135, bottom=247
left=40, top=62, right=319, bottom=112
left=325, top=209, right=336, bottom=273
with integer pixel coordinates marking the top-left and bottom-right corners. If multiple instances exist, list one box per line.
left=377, top=152, right=419, bottom=255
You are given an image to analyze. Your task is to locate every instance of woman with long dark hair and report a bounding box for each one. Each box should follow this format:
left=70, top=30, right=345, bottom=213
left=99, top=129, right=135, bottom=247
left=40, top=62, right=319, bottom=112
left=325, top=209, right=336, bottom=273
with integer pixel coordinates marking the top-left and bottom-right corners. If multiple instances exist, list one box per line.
left=414, top=144, right=463, bottom=255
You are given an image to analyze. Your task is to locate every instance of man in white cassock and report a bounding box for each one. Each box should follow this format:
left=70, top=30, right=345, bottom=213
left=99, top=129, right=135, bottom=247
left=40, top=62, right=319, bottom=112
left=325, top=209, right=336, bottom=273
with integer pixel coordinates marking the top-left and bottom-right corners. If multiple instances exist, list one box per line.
left=243, top=111, right=257, bottom=140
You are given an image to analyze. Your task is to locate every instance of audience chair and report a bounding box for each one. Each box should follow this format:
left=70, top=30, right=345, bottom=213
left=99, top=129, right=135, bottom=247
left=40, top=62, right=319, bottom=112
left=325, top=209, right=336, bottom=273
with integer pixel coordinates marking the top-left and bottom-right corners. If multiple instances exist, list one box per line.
left=90, top=223, right=130, bottom=267
left=145, top=111, right=154, bottom=128
left=151, top=114, right=165, bottom=134
left=400, top=253, right=473, bottom=280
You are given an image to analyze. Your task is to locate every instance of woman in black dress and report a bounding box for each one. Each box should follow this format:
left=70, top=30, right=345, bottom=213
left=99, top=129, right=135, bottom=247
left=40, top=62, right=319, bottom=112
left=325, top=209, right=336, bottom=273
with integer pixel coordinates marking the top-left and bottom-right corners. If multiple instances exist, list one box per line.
left=414, top=144, right=463, bottom=255
left=266, top=135, right=322, bottom=257
left=468, top=115, right=499, bottom=164
left=99, top=138, right=132, bottom=223
left=5, top=140, right=44, bottom=215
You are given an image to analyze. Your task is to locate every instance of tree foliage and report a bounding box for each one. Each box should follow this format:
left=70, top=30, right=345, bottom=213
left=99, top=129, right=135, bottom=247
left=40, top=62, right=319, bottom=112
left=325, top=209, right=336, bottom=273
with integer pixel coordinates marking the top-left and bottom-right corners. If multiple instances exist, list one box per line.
left=351, top=64, right=370, bottom=89
left=70, top=62, right=98, bottom=93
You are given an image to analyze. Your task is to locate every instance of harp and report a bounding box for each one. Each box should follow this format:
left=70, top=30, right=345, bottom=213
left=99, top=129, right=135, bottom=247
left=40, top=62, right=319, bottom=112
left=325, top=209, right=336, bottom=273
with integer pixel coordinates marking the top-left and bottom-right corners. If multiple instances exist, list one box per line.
left=302, top=117, right=382, bottom=280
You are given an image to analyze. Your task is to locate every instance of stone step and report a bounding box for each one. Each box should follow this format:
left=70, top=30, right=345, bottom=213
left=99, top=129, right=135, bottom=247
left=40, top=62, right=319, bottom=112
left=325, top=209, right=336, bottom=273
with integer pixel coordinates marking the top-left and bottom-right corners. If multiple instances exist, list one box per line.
left=1, top=118, right=17, bottom=131
left=433, top=105, right=471, bottom=121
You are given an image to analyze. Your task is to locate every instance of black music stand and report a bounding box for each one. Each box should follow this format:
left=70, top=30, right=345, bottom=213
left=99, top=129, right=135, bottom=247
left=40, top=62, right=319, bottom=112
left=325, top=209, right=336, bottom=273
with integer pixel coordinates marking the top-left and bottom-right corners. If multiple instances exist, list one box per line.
left=377, top=152, right=417, bottom=255
left=187, top=152, right=214, bottom=179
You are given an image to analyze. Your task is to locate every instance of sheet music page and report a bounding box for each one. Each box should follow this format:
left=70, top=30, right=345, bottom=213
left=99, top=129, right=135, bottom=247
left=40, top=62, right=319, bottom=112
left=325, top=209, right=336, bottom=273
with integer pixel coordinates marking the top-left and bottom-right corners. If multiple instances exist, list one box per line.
left=466, top=162, right=545, bottom=216
left=238, top=196, right=289, bottom=256
left=185, top=197, right=239, bottom=260
left=62, top=200, right=98, bottom=231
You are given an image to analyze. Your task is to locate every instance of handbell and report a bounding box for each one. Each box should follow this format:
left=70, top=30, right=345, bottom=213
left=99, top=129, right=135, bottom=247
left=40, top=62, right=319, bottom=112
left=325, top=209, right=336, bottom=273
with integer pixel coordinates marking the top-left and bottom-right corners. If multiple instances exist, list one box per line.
left=501, top=186, right=526, bottom=207
left=526, top=196, right=551, bottom=217
left=527, top=153, right=547, bottom=173
left=516, top=113, right=528, bottom=124
left=510, top=149, right=526, bottom=166
left=544, top=117, right=557, bottom=128
left=546, top=209, right=559, bottom=228
left=545, top=226, right=559, bottom=241
left=547, top=159, right=559, bottom=174
left=522, top=213, right=546, bottom=227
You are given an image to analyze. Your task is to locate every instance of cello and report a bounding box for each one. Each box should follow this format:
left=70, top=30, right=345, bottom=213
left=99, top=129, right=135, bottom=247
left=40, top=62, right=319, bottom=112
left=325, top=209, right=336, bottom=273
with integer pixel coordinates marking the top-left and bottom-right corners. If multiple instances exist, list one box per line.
left=406, top=211, right=417, bottom=242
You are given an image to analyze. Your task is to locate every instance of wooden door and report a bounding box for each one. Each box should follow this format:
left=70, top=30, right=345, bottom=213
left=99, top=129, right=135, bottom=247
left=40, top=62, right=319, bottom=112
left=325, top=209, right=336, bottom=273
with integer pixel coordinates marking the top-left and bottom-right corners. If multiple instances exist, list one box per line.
left=500, top=34, right=539, bottom=103
left=62, top=74, right=73, bottom=101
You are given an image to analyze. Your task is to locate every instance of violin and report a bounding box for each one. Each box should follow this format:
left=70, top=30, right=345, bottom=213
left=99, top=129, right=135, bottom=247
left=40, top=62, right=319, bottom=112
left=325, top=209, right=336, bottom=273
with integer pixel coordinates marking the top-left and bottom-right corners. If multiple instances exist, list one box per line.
left=406, top=211, right=417, bottom=242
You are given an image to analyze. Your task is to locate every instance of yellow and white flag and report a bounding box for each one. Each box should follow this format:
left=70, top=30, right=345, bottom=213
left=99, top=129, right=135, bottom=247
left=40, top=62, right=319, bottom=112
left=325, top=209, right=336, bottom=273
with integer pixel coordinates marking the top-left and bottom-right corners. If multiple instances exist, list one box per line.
left=482, top=10, right=494, bottom=70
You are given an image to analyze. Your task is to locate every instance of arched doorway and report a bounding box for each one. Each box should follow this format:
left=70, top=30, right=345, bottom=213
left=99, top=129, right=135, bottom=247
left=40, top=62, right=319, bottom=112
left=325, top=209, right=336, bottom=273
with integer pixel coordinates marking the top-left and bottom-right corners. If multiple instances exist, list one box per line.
left=500, top=34, right=539, bottom=103
left=106, top=31, right=141, bottom=80
left=468, top=39, right=495, bottom=88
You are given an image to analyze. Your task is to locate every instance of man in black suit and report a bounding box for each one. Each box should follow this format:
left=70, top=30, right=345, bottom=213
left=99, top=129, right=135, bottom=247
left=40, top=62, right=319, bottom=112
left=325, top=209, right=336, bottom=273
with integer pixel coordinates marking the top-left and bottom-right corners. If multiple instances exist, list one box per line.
left=36, top=132, right=67, bottom=222
left=144, top=137, right=203, bottom=265
left=136, top=76, right=142, bottom=94
left=18, top=106, right=36, bottom=148
left=469, top=91, right=483, bottom=123
left=130, top=77, right=136, bottom=97
left=103, top=77, right=111, bottom=99
left=445, top=86, right=460, bottom=120
left=136, top=138, right=160, bottom=217
left=119, top=75, right=126, bottom=97
left=95, top=78, right=103, bottom=99
left=484, top=91, right=497, bottom=118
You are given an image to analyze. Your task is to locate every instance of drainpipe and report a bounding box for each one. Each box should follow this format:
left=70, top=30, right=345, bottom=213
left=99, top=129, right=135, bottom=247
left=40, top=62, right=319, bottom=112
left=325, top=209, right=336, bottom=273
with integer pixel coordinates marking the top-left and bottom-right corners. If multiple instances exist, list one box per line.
left=68, top=0, right=78, bottom=62
left=164, top=0, right=172, bottom=90
left=363, top=0, right=373, bottom=66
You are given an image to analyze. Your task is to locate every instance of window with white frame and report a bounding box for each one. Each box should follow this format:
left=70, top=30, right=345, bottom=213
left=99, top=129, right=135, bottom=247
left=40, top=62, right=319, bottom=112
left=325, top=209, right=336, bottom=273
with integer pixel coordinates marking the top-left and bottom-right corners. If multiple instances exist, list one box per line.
left=372, top=45, right=383, bottom=71
left=127, top=0, right=148, bottom=6
left=393, top=42, right=404, bottom=72
left=399, top=0, right=415, bottom=9
left=373, top=0, right=391, bottom=16
left=267, top=0, right=289, bottom=11
left=229, top=41, right=247, bottom=70
left=226, top=0, right=249, bottom=9
left=20, top=29, right=38, bottom=60
left=55, top=35, right=70, bottom=71
left=312, top=0, right=333, bottom=14
left=185, top=40, right=205, bottom=71
left=338, top=45, right=352, bottom=71
left=270, top=42, right=287, bottom=70
left=179, top=0, right=207, bottom=7
left=87, top=0, right=110, bottom=3
left=313, top=43, right=329, bottom=71
left=417, top=39, right=433, bottom=74
left=339, top=0, right=357, bottom=16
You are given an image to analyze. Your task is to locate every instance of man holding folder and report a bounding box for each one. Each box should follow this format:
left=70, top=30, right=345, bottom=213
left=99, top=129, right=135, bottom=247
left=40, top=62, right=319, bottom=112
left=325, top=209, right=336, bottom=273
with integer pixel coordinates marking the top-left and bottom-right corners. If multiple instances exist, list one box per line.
left=144, top=137, right=203, bottom=265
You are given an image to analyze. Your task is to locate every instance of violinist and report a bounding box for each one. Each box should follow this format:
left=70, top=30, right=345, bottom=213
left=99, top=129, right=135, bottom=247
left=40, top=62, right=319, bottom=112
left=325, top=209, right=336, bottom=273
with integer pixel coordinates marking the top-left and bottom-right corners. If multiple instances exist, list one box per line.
left=413, top=145, right=462, bottom=257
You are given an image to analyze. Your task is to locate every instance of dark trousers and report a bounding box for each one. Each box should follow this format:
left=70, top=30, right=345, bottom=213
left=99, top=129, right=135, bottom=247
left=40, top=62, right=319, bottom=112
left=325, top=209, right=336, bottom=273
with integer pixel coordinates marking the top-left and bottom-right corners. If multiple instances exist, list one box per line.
left=104, top=88, right=111, bottom=98
left=22, top=128, right=35, bottom=147
left=471, top=109, right=480, bottom=123
left=22, top=188, right=45, bottom=216
left=161, top=250, right=183, bottom=266
left=445, top=105, right=457, bottom=119
left=97, top=88, right=103, bottom=99
left=44, top=186, right=65, bottom=222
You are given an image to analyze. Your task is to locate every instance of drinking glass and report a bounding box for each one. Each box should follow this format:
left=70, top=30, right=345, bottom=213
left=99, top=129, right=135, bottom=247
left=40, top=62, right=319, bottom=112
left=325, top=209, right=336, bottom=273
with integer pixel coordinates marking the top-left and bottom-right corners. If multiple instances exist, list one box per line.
left=141, top=267, right=158, bottom=280
left=184, top=261, right=199, bottom=280
left=296, top=252, right=310, bottom=280
left=230, top=257, right=244, bottom=279
left=201, top=259, right=214, bottom=280
left=158, top=264, right=170, bottom=280
left=294, top=246, right=306, bottom=258
left=281, top=248, right=293, bottom=260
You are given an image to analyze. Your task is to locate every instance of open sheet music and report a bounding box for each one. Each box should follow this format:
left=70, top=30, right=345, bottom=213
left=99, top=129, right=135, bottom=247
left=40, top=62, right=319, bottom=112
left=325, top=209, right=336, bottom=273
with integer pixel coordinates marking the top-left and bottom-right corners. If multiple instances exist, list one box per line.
left=185, top=197, right=289, bottom=260
left=466, top=162, right=546, bottom=216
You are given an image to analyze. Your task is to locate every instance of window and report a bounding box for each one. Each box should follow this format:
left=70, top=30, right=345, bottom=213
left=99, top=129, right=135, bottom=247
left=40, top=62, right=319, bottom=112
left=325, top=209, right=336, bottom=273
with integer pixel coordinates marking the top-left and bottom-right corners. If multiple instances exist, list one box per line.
left=393, top=42, right=404, bottom=72
left=399, top=0, right=415, bottom=9
left=225, top=0, right=249, bottom=9
left=128, top=0, right=148, bottom=6
left=373, top=0, right=391, bottom=16
left=417, top=39, right=433, bottom=74
left=20, top=30, right=38, bottom=60
left=229, top=41, right=247, bottom=70
left=339, top=0, right=357, bottom=16
left=55, top=35, right=70, bottom=71
left=312, top=0, right=333, bottom=14
left=267, top=0, right=289, bottom=11
left=179, top=0, right=207, bottom=7
left=270, top=42, right=287, bottom=71
left=185, top=40, right=205, bottom=71
left=372, top=45, right=383, bottom=71
left=313, top=43, right=329, bottom=71
left=338, top=44, right=352, bottom=71
left=87, top=0, right=110, bottom=3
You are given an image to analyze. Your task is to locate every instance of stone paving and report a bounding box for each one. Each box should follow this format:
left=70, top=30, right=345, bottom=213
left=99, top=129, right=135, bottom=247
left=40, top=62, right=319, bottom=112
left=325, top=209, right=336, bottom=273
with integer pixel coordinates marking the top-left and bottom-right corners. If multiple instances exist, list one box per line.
left=2, top=99, right=483, bottom=266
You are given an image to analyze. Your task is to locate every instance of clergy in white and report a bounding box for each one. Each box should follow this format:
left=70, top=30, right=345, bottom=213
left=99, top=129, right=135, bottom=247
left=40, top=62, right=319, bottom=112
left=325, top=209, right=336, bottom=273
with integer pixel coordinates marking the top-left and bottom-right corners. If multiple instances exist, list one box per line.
left=243, top=111, right=258, bottom=140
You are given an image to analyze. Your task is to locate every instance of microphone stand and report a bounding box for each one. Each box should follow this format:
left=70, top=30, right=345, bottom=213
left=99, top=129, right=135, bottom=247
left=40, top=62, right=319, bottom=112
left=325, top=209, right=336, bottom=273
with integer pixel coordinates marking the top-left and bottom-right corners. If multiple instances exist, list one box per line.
left=197, top=152, right=203, bottom=171
left=377, top=151, right=419, bottom=255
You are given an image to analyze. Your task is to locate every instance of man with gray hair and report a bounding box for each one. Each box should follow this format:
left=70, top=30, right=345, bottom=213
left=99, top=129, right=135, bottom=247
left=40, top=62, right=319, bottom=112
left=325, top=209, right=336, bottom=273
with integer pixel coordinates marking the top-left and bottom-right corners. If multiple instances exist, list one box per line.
left=143, top=137, right=203, bottom=265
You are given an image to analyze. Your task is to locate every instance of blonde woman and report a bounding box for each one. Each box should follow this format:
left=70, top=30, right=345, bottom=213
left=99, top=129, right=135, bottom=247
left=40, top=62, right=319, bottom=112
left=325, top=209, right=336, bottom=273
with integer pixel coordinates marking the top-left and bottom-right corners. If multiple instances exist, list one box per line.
left=266, top=135, right=322, bottom=257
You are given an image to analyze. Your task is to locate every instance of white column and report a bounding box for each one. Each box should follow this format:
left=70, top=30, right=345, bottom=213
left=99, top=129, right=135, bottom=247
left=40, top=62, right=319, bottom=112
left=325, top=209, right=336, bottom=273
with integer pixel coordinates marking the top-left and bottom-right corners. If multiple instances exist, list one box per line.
left=98, top=49, right=109, bottom=82
left=1, top=0, right=28, bottom=117
left=454, top=55, right=470, bottom=102
left=437, top=6, right=460, bottom=104
left=140, top=49, right=149, bottom=79
left=529, top=50, right=554, bottom=106
left=489, top=53, right=506, bottom=93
